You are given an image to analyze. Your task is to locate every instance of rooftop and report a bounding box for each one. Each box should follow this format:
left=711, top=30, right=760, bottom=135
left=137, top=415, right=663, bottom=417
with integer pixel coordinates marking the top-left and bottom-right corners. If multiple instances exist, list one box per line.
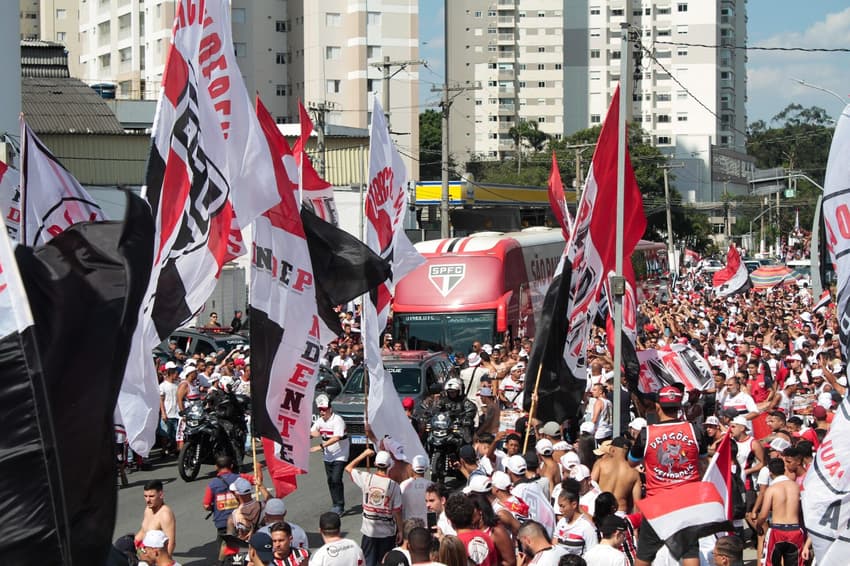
left=22, top=77, right=126, bottom=135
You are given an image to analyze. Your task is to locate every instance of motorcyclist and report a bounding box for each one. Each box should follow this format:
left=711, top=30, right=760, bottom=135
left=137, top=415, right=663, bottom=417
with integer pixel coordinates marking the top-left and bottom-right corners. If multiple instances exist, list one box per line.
left=204, top=375, right=248, bottom=457
left=434, top=378, right=477, bottom=444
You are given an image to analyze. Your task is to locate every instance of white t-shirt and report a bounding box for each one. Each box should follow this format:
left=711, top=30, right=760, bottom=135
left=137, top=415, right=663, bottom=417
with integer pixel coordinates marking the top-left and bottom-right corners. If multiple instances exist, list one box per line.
left=400, top=476, right=430, bottom=523
left=529, top=545, right=568, bottom=566
left=582, top=543, right=628, bottom=566
left=159, top=380, right=179, bottom=418
left=553, top=514, right=598, bottom=555
left=757, top=466, right=772, bottom=488
left=311, top=413, right=349, bottom=462
left=310, top=538, right=365, bottom=566
left=437, top=511, right=456, bottom=536
left=350, top=469, right=402, bottom=538
left=579, top=484, right=602, bottom=517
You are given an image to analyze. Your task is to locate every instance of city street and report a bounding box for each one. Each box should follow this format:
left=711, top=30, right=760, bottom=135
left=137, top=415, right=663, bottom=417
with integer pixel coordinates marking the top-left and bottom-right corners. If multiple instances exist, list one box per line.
left=113, top=448, right=366, bottom=565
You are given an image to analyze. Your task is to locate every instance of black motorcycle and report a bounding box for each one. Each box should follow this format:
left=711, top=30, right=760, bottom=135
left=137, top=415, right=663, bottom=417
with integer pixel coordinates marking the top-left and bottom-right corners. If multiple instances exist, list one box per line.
left=177, top=394, right=250, bottom=482
left=425, top=412, right=463, bottom=484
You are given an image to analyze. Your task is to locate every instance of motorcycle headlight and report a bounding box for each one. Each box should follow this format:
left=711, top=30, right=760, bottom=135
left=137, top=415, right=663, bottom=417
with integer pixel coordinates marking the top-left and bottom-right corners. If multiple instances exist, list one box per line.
left=187, top=405, right=204, bottom=420
left=187, top=419, right=200, bottom=427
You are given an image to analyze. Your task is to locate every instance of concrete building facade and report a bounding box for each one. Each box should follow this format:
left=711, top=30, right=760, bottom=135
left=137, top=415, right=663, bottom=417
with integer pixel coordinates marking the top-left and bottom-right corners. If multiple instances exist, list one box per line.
left=447, top=0, right=748, bottom=203
left=37, top=0, right=419, bottom=177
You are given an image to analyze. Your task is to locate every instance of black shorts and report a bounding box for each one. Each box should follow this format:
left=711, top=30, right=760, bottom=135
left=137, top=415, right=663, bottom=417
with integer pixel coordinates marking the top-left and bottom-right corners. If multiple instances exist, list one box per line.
left=636, top=516, right=700, bottom=562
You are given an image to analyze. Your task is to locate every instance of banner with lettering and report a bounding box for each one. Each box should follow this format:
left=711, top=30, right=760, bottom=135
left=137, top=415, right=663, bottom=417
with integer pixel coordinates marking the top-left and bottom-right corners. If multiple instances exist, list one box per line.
left=119, top=0, right=280, bottom=454
left=636, top=343, right=714, bottom=394
left=803, top=384, right=850, bottom=561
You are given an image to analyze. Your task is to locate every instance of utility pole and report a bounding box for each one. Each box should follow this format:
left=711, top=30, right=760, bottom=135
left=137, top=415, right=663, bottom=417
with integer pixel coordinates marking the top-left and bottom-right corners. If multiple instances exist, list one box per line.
left=659, top=162, right=684, bottom=274
left=306, top=101, right=335, bottom=177
left=371, top=56, right=426, bottom=132
left=430, top=83, right=482, bottom=238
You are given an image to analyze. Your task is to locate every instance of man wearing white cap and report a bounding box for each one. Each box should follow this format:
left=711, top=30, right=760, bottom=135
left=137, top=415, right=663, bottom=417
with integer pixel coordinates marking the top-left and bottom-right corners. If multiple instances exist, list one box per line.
left=505, top=455, right=556, bottom=537
left=400, top=454, right=430, bottom=522
left=310, top=394, right=349, bottom=515
left=730, top=415, right=765, bottom=520
left=570, top=464, right=601, bottom=517
left=627, top=417, right=647, bottom=442
left=345, top=448, right=403, bottom=566
left=771, top=376, right=799, bottom=417
left=139, top=530, right=180, bottom=566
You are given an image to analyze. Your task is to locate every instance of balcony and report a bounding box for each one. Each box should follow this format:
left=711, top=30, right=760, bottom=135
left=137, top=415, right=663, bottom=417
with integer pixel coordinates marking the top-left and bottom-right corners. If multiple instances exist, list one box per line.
left=498, top=33, right=515, bottom=43
left=498, top=16, right=515, bottom=24
left=497, top=69, right=514, bottom=80
left=498, top=103, right=516, bottom=114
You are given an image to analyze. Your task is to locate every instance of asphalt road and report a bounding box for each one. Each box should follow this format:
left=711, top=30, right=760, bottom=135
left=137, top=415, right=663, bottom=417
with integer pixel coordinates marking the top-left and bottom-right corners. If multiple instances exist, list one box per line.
left=113, top=448, right=368, bottom=565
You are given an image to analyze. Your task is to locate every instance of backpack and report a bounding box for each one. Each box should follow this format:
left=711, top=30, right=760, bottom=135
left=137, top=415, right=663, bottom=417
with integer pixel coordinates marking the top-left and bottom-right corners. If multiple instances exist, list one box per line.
left=231, top=500, right=264, bottom=541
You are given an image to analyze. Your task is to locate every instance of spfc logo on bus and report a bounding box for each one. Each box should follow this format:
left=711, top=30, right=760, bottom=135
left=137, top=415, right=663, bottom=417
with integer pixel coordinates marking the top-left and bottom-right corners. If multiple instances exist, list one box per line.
left=428, top=264, right=465, bottom=297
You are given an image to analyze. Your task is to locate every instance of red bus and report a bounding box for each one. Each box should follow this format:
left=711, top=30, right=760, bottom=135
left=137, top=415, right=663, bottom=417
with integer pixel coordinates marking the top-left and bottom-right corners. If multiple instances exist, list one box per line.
left=392, top=227, right=565, bottom=354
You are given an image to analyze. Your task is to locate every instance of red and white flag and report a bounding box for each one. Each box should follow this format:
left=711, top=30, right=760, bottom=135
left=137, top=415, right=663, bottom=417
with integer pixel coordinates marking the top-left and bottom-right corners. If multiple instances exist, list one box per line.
left=294, top=102, right=337, bottom=225
left=636, top=343, right=714, bottom=394
left=638, top=481, right=731, bottom=560
left=814, top=289, right=832, bottom=314
left=563, top=85, right=646, bottom=376
left=363, top=98, right=426, bottom=460
left=803, top=377, right=850, bottom=562
left=703, top=430, right=734, bottom=524
left=823, top=104, right=850, bottom=360
left=119, top=0, right=280, bottom=454
left=19, top=118, right=105, bottom=246
left=0, top=161, right=21, bottom=241
left=712, top=244, right=751, bottom=297
left=684, top=248, right=702, bottom=265
left=249, top=98, right=321, bottom=478
left=547, top=152, right=572, bottom=239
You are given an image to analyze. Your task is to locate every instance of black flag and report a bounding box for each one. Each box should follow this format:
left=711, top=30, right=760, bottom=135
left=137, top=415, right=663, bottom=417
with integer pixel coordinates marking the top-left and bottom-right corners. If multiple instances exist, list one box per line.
left=2, top=192, right=154, bottom=564
left=523, top=259, right=583, bottom=424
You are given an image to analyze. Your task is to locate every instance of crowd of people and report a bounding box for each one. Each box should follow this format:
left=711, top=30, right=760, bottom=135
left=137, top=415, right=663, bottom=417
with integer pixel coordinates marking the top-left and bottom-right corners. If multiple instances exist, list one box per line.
left=119, top=265, right=839, bottom=566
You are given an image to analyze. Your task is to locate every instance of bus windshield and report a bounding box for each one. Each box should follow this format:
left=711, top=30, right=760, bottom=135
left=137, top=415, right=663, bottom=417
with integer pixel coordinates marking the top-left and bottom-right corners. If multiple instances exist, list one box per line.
left=393, top=312, right=496, bottom=354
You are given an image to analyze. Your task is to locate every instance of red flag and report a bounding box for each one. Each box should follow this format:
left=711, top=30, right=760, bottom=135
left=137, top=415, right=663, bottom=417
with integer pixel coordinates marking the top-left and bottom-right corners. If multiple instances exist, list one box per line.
left=294, top=102, right=332, bottom=192
left=712, top=244, right=751, bottom=297
left=703, top=430, right=733, bottom=522
left=547, top=152, right=572, bottom=238
left=261, top=439, right=299, bottom=497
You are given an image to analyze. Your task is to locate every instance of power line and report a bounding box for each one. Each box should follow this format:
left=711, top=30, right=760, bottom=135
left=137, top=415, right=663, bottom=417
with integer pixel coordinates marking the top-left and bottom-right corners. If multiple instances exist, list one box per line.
left=650, top=40, right=850, bottom=53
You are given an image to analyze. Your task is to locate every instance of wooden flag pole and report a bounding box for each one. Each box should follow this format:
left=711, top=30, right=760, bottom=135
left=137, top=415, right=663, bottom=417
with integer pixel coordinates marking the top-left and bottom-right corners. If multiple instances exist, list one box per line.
left=522, top=364, right=544, bottom=454
left=251, top=436, right=261, bottom=500
left=364, top=367, right=371, bottom=471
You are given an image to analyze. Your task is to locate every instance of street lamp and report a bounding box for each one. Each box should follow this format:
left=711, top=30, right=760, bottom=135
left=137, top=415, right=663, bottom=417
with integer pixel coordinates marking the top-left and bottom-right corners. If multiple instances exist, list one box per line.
left=790, top=78, right=847, bottom=106
left=749, top=208, right=771, bottom=255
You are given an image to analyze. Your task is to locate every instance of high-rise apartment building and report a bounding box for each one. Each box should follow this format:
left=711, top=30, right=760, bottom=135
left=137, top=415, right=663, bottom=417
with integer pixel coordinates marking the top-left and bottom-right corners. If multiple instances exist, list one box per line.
left=38, top=0, right=419, bottom=177
left=20, top=0, right=41, bottom=41
left=447, top=0, right=747, bottom=202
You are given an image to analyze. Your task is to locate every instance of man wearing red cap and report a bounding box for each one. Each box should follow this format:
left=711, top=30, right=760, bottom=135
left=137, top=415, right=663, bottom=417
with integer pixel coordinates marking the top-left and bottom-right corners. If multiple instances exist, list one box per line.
left=629, top=386, right=708, bottom=566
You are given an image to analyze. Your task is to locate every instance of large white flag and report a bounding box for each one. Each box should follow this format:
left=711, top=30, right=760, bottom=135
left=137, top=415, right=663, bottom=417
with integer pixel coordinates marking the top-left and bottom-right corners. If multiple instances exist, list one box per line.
left=19, top=118, right=106, bottom=245
left=363, top=98, right=426, bottom=460
left=249, top=98, right=321, bottom=474
left=823, top=103, right=850, bottom=361
left=119, top=0, right=279, bottom=454
left=0, top=161, right=21, bottom=240
left=805, top=104, right=850, bottom=558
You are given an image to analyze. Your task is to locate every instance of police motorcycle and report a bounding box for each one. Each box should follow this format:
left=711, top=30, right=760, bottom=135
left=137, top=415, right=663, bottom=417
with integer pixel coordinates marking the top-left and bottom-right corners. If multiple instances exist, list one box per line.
left=425, top=378, right=470, bottom=484
left=178, top=377, right=251, bottom=481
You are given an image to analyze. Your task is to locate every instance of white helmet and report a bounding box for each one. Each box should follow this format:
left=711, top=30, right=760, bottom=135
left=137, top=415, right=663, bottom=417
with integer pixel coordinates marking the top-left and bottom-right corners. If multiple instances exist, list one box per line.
left=445, top=378, right=463, bottom=392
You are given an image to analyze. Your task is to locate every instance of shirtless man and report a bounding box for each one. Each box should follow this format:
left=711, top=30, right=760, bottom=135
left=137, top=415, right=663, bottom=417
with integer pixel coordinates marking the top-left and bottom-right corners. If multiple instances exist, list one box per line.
left=135, top=480, right=176, bottom=555
left=535, top=439, right=561, bottom=495
left=591, top=437, right=641, bottom=512
left=756, top=458, right=812, bottom=566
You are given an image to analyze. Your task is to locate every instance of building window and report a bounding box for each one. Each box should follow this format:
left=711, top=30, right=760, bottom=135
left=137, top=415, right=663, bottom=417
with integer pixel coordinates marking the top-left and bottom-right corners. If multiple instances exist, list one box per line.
left=488, top=10, right=497, bottom=17
left=657, top=7, right=671, bottom=15
left=538, top=117, right=546, bottom=123
left=326, top=12, right=341, bottom=26
left=678, top=91, right=688, bottom=100
left=367, top=45, right=381, bottom=59
left=276, top=84, right=289, bottom=96
left=554, top=63, right=562, bottom=70
left=99, top=53, right=111, bottom=68
left=276, top=52, right=290, bottom=64
left=677, top=25, right=688, bottom=35
left=232, top=8, right=246, bottom=24
left=488, top=45, right=497, bottom=52
left=677, top=3, right=688, bottom=12
left=519, top=81, right=526, bottom=88
left=276, top=116, right=289, bottom=124
left=538, top=47, right=545, bottom=52
left=56, top=8, right=67, bottom=20
left=657, top=136, right=671, bottom=145
left=537, top=81, right=546, bottom=87
left=367, top=11, right=381, bottom=25
left=677, top=113, right=688, bottom=122
left=538, top=64, right=545, bottom=70
left=590, top=6, right=601, bottom=15
left=720, top=135, right=730, bottom=145
left=487, top=27, right=497, bottom=34
left=489, top=116, right=497, bottom=122
left=590, top=71, right=601, bottom=80
left=677, top=48, right=688, bottom=56
left=590, top=28, right=601, bottom=37
left=234, top=43, right=247, bottom=57
left=657, top=93, right=671, bottom=101
left=325, top=46, right=341, bottom=60
left=657, top=115, right=670, bottom=123
left=590, top=50, right=600, bottom=59
left=475, top=99, right=483, bottom=105
left=538, top=11, right=545, bottom=17
left=657, top=29, right=671, bottom=37
left=489, top=133, right=498, bottom=139
left=119, top=47, right=131, bottom=62
left=276, top=20, right=290, bottom=32
left=611, top=9, right=624, bottom=16
left=590, top=114, right=601, bottom=123
left=326, top=80, right=340, bottom=94
left=474, top=10, right=482, bottom=17
left=56, top=31, right=66, bottom=42
left=611, top=51, right=621, bottom=59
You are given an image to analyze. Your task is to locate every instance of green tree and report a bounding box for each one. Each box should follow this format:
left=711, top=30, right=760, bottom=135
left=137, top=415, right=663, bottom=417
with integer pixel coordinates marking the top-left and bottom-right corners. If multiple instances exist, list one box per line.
left=418, top=109, right=445, bottom=181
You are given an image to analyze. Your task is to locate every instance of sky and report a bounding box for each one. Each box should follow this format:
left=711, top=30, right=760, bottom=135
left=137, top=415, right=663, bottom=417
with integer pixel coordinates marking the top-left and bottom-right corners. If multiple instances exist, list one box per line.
left=417, top=1, right=850, bottom=126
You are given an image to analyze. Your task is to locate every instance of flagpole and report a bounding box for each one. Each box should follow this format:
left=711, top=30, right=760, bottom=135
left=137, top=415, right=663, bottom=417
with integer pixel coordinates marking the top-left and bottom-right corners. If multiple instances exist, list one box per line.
left=612, top=23, right=630, bottom=439
left=522, top=365, right=544, bottom=453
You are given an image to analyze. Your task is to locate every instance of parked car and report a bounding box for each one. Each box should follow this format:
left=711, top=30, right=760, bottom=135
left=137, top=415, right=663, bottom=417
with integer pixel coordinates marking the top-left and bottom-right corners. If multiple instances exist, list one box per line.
left=699, top=259, right=724, bottom=274
left=153, top=328, right=248, bottom=362
left=331, top=351, right=456, bottom=447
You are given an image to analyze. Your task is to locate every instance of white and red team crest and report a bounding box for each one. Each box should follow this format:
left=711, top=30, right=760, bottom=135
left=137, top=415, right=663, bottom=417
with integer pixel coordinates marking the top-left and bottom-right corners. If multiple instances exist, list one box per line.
left=428, top=264, right=465, bottom=297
